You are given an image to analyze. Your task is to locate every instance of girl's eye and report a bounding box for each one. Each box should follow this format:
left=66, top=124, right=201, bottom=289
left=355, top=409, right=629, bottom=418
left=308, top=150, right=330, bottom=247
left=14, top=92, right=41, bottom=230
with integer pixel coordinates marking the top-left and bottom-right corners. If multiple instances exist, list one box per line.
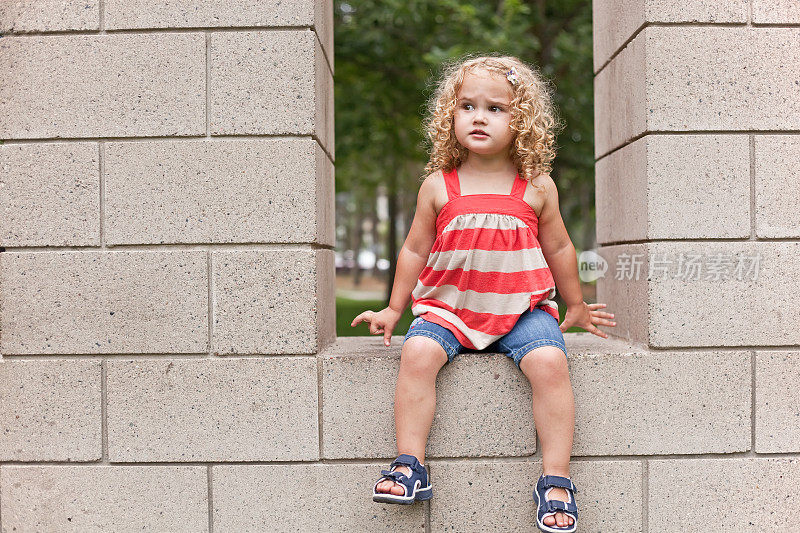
left=462, top=103, right=503, bottom=112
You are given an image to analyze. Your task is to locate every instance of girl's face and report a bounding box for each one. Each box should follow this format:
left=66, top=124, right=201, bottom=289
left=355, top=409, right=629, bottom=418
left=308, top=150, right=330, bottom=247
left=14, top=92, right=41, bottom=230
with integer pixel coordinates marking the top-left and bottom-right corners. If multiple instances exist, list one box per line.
left=453, top=70, right=515, bottom=158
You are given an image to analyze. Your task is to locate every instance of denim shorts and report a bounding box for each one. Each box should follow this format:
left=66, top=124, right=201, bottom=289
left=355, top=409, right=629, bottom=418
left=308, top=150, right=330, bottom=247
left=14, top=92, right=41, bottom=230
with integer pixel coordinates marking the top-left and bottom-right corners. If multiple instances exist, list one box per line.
left=403, top=307, right=567, bottom=370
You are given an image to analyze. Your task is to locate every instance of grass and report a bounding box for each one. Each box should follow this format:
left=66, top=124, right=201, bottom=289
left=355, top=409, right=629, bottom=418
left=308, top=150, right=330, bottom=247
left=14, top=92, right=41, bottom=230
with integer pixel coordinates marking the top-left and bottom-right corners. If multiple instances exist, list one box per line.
left=337, top=296, right=584, bottom=338
left=337, top=296, right=417, bottom=338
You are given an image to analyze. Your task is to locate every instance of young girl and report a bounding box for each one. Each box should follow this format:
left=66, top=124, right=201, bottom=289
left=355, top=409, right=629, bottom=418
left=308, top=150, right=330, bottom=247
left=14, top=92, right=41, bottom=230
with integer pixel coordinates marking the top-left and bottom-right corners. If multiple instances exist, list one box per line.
left=351, top=55, right=615, bottom=533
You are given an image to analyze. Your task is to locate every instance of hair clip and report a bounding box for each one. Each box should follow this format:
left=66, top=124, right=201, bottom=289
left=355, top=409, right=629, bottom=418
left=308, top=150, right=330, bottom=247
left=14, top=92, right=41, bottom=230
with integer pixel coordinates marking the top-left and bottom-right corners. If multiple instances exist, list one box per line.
left=505, top=67, right=520, bottom=86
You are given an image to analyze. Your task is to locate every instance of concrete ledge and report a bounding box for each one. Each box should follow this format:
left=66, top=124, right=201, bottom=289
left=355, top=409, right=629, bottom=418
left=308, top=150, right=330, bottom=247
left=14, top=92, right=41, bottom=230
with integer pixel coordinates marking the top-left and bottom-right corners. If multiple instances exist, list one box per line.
left=320, top=333, right=750, bottom=457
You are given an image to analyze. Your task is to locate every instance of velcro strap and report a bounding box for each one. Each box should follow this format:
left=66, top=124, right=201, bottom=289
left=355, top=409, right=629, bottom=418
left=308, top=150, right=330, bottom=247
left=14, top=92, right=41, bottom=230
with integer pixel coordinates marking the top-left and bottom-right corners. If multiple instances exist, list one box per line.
left=544, top=500, right=570, bottom=513
left=380, top=470, right=408, bottom=483
left=391, top=455, right=418, bottom=468
left=542, top=475, right=577, bottom=493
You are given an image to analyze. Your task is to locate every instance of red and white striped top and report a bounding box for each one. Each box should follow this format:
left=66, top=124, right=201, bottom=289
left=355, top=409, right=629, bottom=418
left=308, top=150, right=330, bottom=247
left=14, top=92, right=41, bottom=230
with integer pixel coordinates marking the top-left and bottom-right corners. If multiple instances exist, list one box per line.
left=410, top=166, right=559, bottom=350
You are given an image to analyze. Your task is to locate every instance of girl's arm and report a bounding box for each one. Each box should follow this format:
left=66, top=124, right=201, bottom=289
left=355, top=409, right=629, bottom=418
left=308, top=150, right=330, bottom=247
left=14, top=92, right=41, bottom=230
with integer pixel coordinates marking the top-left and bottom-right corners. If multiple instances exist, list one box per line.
left=535, top=174, right=616, bottom=338
left=351, top=173, right=439, bottom=345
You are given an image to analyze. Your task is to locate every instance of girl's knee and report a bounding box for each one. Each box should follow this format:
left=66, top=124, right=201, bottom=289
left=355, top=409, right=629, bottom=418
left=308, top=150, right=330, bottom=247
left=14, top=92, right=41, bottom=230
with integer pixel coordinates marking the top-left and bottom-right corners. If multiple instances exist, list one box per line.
left=519, top=345, right=568, bottom=378
left=400, top=336, right=449, bottom=375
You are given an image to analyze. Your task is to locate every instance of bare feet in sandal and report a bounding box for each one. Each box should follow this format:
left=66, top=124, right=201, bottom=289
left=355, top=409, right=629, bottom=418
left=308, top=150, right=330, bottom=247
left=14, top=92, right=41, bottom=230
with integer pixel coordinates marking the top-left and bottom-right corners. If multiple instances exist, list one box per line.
left=375, top=465, right=412, bottom=495
left=542, top=486, right=575, bottom=528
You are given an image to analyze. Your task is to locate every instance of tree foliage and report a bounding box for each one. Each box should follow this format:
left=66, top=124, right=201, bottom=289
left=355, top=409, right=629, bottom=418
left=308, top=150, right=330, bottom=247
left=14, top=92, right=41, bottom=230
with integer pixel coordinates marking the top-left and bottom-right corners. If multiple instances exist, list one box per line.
left=334, top=0, right=595, bottom=298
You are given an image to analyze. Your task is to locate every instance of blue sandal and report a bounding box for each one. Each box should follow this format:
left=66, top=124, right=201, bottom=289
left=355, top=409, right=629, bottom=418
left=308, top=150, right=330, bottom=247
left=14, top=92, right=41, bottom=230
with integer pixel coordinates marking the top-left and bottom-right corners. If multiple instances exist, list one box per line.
left=533, top=474, right=579, bottom=532
left=372, top=454, right=433, bottom=504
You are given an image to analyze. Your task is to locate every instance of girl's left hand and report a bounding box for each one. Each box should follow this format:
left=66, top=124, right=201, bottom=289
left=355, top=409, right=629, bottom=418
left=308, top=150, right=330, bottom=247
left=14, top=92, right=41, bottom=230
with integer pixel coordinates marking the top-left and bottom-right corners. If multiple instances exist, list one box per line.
left=559, top=302, right=616, bottom=338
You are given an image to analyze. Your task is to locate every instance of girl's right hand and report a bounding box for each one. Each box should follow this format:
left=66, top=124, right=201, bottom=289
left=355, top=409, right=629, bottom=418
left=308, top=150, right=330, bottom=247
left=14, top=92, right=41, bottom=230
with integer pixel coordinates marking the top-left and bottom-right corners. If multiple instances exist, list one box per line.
left=351, top=307, right=403, bottom=347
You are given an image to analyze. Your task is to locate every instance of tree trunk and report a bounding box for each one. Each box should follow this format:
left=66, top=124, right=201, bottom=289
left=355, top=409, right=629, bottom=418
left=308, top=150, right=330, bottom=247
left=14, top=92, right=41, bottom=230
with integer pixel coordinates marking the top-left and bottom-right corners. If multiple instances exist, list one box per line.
left=385, top=175, right=399, bottom=306
left=351, top=194, right=365, bottom=286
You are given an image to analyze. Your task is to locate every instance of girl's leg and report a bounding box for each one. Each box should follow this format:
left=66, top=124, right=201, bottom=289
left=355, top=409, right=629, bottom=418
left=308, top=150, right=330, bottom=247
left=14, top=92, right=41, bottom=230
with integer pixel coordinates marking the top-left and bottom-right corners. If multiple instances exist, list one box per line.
left=376, top=335, right=449, bottom=495
left=519, top=345, right=575, bottom=528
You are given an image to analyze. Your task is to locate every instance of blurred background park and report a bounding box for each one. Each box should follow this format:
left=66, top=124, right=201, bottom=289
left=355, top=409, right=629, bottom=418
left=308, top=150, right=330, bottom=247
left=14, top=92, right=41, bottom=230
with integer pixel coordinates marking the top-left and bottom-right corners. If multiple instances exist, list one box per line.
left=334, top=0, right=596, bottom=337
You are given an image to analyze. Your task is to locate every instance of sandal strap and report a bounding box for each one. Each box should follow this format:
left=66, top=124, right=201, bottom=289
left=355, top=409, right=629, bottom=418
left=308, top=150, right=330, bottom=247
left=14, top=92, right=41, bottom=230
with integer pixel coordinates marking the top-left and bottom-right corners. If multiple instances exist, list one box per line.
left=540, top=474, right=578, bottom=493
left=544, top=499, right=578, bottom=515
left=390, top=453, right=421, bottom=470
left=379, top=470, right=409, bottom=483
left=376, top=470, right=409, bottom=497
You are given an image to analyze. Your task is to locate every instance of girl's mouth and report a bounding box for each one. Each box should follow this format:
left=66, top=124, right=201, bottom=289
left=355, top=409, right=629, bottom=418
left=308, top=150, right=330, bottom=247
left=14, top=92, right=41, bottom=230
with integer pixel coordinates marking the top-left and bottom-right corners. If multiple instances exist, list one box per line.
left=471, top=132, right=489, bottom=138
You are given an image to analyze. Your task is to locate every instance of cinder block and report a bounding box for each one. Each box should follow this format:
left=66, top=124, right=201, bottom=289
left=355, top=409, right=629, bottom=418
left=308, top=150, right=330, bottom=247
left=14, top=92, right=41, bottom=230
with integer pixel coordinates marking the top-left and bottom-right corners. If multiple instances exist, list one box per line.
left=755, top=351, right=800, bottom=453
left=595, top=243, right=649, bottom=344
left=0, top=0, right=99, bottom=32
left=104, top=0, right=333, bottom=73
left=595, top=27, right=800, bottom=156
left=593, top=31, right=646, bottom=158
left=572, top=346, right=751, bottom=455
left=597, top=242, right=800, bottom=347
left=213, top=463, right=425, bottom=531
left=430, top=459, right=642, bottom=532
left=320, top=336, right=537, bottom=459
left=0, top=34, right=205, bottom=139
left=595, top=134, right=648, bottom=244
left=648, top=457, right=800, bottom=531
left=752, top=0, right=800, bottom=23
left=0, top=359, right=101, bottom=461
left=646, top=27, right=800, bottom=133
left=0, top=142, right=100, bottom=247
left=0, top=250, right=208, bottom=355
left=105, top=0, right=312, bottom=28
left=593, top=0, right=748, bottom=72
left=0, top=465, right=208, bottom=532
left=104, top=138, right=334, bottom=245
left=596, top=134, right=750, bottom=243
left=754, top=135, right=800, bottom=238
left=212, top=248, right=334, bottom=355
left=209, top=30, right=334, bottom=158
left=107, top=358, right=319, bottom=462
left=315, top=247, right=337, bottom=351
left=314, top=0, right=334, bottom=75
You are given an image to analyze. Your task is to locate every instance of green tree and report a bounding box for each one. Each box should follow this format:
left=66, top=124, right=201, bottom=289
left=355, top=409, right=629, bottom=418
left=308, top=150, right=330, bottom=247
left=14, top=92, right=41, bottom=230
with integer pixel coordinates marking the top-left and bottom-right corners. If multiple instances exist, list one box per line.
left=334, top=0, right=594, bottom=305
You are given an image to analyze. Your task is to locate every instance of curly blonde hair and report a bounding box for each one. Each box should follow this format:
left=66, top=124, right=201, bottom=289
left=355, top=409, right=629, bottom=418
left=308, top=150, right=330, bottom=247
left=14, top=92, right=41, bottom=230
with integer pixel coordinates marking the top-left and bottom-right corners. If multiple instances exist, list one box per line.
left=420, top=53, right=564, bottom=183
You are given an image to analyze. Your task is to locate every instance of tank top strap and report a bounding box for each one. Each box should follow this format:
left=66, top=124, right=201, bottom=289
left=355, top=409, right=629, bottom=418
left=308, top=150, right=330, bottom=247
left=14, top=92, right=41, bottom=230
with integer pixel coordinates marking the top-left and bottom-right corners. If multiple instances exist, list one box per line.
left=510, top=172, right=527, bottom=199
left=442, top=167, right=462, bottom=201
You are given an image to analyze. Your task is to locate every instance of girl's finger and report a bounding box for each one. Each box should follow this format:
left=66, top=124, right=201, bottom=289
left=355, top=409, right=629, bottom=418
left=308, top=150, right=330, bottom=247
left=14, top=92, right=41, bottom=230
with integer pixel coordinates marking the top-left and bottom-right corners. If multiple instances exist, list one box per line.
left=590, top=315, right=614, bottom=325
left=593, top=317, right=617, bottom=326
left=351, top=311, right=374, bottom=327
left=589, top=325, right=609, bottom=339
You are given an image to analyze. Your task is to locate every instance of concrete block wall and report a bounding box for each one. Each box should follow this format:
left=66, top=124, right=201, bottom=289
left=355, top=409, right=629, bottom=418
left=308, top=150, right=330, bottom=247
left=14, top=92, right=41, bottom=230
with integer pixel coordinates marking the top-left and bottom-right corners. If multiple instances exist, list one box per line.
left=2, top=2, right=799, bottom=533
left=593, top=0, right=800, bottom=530
left=0, top=1, right=338, bottom=531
